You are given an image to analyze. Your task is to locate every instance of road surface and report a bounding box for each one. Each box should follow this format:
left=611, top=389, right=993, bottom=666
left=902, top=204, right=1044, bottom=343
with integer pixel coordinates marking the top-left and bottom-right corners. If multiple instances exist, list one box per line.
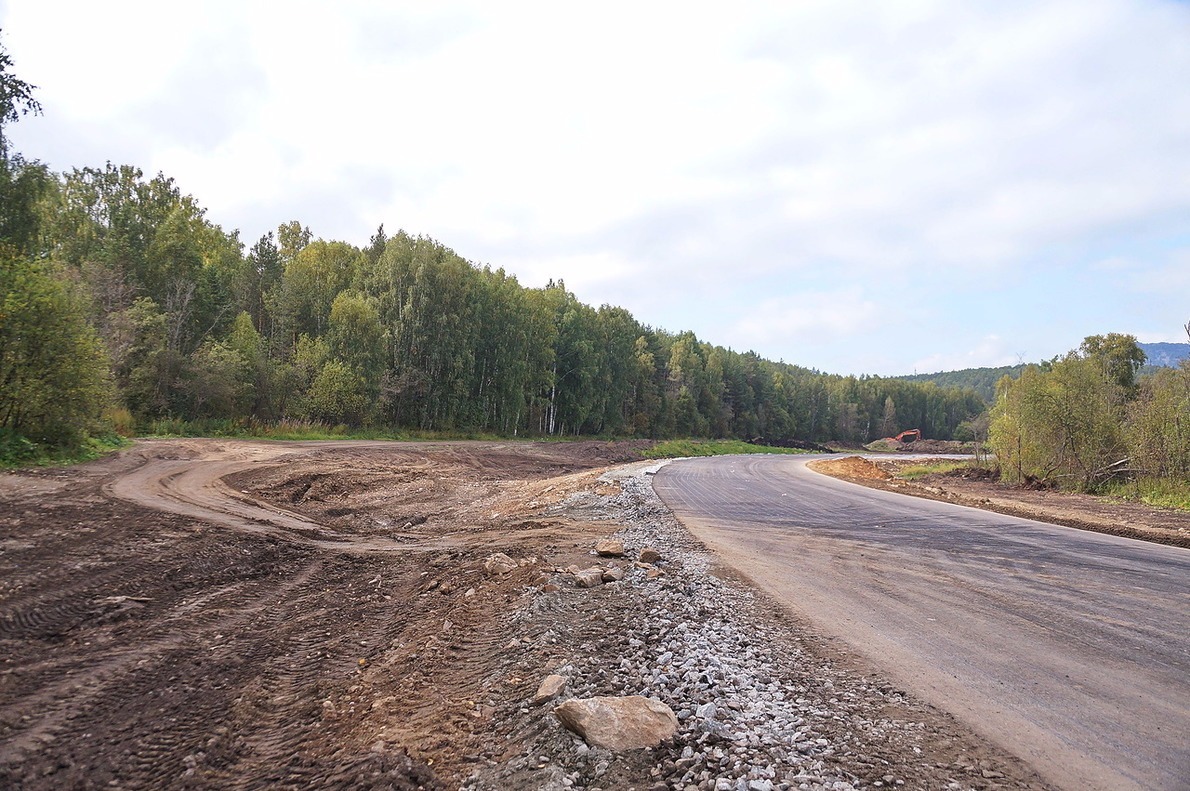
left=653, top=455, right=1190, bottom=791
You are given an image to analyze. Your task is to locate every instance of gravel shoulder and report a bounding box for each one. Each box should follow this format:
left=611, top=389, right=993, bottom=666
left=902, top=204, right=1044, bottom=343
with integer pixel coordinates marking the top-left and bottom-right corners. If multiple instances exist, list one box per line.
left=1, top=441, right=1052, bottom=790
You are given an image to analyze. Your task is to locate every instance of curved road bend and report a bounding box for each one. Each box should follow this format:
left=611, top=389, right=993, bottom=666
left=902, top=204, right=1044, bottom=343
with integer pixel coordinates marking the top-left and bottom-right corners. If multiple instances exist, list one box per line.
left=653, top=455, right=1190, bottom=791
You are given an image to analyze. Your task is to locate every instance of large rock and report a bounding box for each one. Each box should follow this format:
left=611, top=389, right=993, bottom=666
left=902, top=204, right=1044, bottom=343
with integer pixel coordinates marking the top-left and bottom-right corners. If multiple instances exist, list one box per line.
left=638, top=546, right=662, bottom=564
left=553, top=696, right=678, bottom=750
left=483, top=552, right=518, bottom=574
left=601, top=565, right=626, bottom=583
left=572, top=566, right=605, bottom=588
left=594, top=539, right=626, bottom=557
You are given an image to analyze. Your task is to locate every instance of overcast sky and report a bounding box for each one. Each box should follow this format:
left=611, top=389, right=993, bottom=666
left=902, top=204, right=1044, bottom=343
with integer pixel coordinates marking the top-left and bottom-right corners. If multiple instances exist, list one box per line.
left=4, top=0, right=1188, bottom=375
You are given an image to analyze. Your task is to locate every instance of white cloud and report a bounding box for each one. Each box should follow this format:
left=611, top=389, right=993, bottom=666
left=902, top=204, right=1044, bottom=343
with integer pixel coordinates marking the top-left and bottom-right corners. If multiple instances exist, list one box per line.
left=1125, top=249, right=1190, bottom=294
left=729, top=292, right=882, bottom=349
left=3, top=0, right=1188, bottom=374
left=911, top=335, right=1019, bottom=375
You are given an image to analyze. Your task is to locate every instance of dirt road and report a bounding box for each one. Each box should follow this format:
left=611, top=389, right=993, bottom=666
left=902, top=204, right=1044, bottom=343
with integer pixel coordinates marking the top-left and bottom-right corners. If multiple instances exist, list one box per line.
left=653, top=455, right=1190, bottom=791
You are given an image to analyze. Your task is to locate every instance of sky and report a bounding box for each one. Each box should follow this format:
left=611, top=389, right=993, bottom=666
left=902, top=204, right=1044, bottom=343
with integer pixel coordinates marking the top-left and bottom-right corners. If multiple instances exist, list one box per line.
left=3, top=0, right=1189, bottom=376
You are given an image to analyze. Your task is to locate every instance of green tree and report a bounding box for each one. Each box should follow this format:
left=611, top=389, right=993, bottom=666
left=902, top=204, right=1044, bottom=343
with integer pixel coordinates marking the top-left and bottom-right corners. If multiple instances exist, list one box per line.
left=0, top=32, right=42, bottom=162
left=0, top=156, right=50, bottom=254
left=879, top=396, right=897, bottom=438
left=547, top=288, right=602, bottom=435
left=277, top=220, right=312, bottom=264
left=225, top=311, right=275, bottom=418
left=0, top=254, right=111, bottom=446
left=367, top=232, right=481, bottom=430
left=272, top=239, right=362, bottom=344
left=185, top=339, right=252, bottom=418
left=306, top=360, right=370, bottom=426
left=246, top=232, right=282, bottom=337
left=107, top=297, right=171, bottom=417
left=327, top=291, right=383, bottom=372
left=629, top=335, right=661, bottom=435
left=1079, top=333, right=1146, bottom=394
left=989, top=355, right=1127, bottom=489
left=365, top=223, right=387, bottom=265
left=0, top=35, right=50, bottom=255
left=325, top=291, right=384, bottom=417
left=1126, top=364, right=1190, bottom=481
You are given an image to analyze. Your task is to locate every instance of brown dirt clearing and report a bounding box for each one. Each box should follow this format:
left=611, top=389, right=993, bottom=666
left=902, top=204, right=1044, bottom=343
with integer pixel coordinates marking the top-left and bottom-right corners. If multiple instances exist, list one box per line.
left=0, top=440, right=648, bottom=789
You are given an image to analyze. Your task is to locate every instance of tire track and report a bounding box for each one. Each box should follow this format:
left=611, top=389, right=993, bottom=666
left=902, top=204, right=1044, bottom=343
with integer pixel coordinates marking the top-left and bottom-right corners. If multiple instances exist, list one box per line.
left=103, top=442, right=462, bottom=553
left=0, top=556, right=327, bottom=775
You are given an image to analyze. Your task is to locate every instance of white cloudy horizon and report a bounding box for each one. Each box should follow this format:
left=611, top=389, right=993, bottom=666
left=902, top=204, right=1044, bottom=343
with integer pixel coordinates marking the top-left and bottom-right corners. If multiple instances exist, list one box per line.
left=4, top=0, right=1188, bottom=376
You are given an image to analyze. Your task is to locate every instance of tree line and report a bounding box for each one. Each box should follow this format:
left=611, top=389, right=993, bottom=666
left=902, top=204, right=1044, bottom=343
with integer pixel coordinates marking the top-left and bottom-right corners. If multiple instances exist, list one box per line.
left=0, top=42, right=986, bottom=455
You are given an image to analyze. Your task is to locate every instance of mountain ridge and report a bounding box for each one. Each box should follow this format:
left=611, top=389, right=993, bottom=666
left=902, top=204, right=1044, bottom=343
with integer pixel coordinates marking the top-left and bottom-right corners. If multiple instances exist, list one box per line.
left=1139, top=342, right=1190, bottom=368
left=897, top=342, right=1188, bottom=402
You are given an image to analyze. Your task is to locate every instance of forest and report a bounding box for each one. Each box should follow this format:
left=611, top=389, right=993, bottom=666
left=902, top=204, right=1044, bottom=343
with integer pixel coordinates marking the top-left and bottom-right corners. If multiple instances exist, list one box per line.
left=0, top=45, right=991, bottom=460
left=0, top=166, right=987, bottom=454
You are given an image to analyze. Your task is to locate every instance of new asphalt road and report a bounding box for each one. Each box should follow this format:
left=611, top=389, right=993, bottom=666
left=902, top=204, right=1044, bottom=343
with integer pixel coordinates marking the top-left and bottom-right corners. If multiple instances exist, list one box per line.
left=653, top=455, right=1190, bottom=791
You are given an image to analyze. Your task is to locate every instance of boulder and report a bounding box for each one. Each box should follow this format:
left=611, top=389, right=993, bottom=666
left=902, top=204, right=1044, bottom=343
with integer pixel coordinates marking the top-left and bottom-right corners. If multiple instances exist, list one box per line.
left=572, top=566, right=605, bottom=588
left=639, top=546, right=662, bottom=564
left=483, top=552, right=518, bottom=575
left=601, top=565, right=626, bottom=583
left=531, top=674, right=568, bottom=705
left=554, top=696, right=678, bottom=750
left=594, top=539, right=626, bottom=557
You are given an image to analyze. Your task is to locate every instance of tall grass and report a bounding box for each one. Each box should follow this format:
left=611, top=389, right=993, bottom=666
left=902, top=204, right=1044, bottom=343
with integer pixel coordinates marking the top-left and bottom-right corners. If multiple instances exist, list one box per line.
left=102, top=407, right=136, bottom=437
left=1102, top=478, right=1190, bottom=511
left=896, top=460, right=974, bottom=480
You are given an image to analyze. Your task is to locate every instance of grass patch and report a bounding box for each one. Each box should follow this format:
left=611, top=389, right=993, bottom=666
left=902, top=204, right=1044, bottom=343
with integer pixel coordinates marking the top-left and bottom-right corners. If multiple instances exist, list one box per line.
left=1102, top=478, right=1190, bottom=511
left=641, top=439, right=813, bottom=459
left=140, top=418, right=410, bottom=441
left=0, top=430, right=129, bottom=469
left=896, top=460, right=973, bottom=480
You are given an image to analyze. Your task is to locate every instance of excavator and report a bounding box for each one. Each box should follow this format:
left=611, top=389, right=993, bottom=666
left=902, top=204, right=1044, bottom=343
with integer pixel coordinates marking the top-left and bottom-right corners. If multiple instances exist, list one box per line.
left=889, top=429, right=921, bottom=443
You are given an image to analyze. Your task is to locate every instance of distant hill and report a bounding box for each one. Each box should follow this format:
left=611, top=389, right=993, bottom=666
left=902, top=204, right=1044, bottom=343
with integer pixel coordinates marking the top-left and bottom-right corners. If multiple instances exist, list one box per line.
left=898, top=365, right=1026, bottom=403
left=1139, top=342, right=1190, bottom=368
left=900, top=343, right=1188, bottom=403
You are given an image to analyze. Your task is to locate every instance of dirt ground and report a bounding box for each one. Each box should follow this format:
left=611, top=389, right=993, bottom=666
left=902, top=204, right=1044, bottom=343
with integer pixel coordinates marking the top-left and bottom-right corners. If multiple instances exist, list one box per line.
left=0, top=440, right=655, bottom=790
left=2, top=440, right=1169, bottom=790
left=810, top=456, right=1190, bottom=548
